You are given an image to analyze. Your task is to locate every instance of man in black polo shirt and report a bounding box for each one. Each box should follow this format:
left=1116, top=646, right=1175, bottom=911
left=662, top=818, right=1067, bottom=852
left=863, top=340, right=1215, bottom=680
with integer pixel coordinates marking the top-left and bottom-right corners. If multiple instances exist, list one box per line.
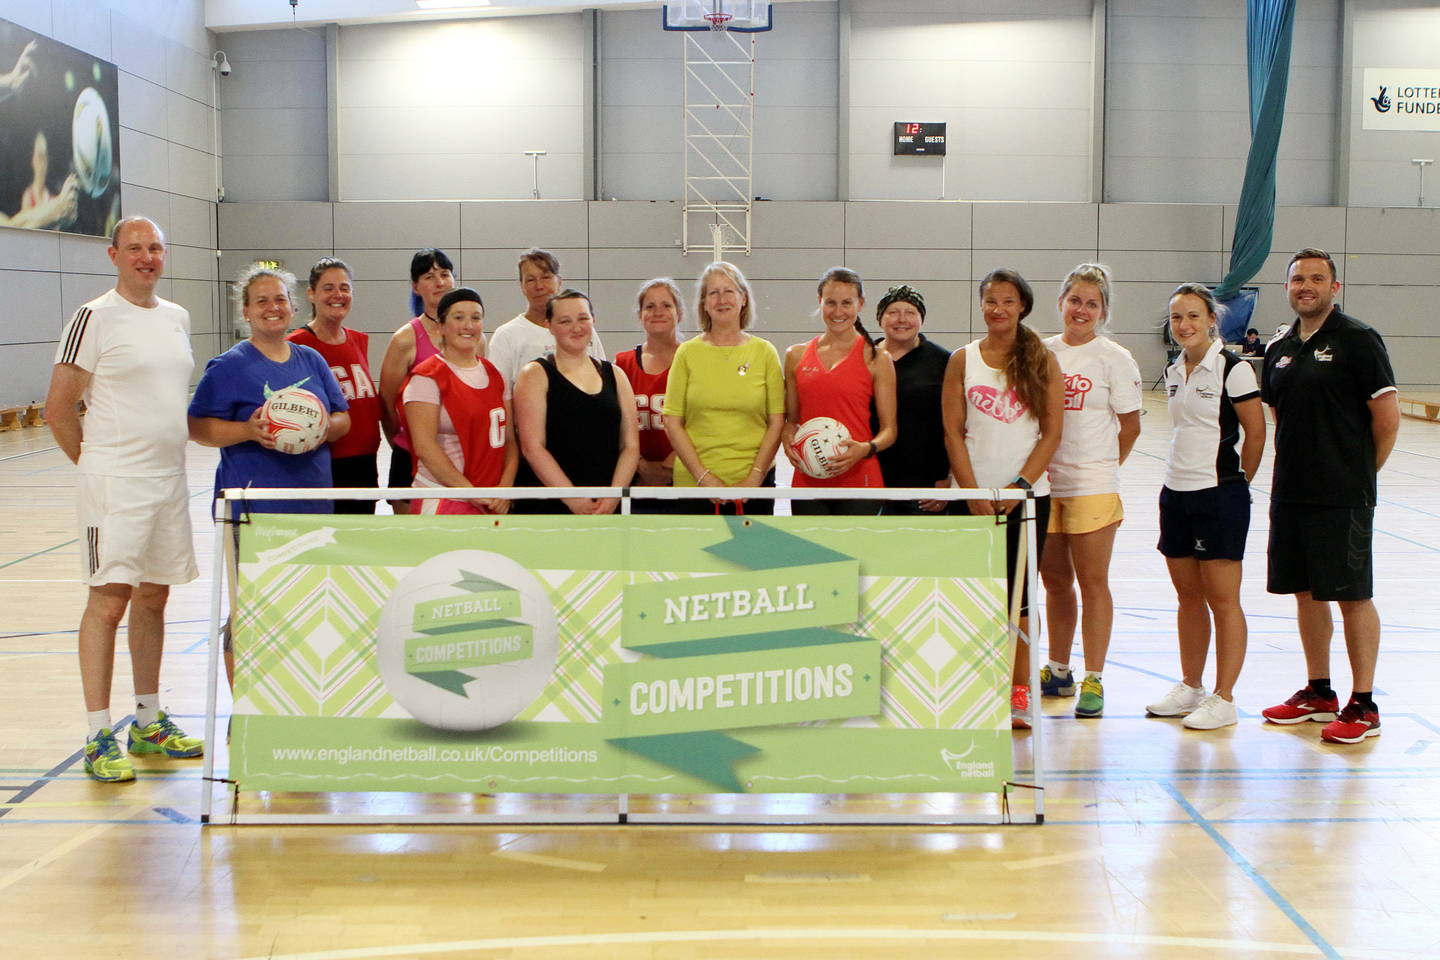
left=1259, top=248, right=1399, bottom=744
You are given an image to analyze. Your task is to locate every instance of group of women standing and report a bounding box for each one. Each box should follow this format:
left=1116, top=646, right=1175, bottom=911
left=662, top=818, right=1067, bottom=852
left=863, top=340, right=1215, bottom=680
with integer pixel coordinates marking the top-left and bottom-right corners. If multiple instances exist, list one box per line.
left=193, top=252, right=1263, bottom=733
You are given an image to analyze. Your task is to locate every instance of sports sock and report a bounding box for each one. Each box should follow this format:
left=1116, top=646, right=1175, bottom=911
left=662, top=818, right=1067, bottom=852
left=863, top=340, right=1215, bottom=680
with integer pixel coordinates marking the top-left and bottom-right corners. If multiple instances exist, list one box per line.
left=1085, top=671, right=1102, bottom=682
left=87, top=709, right=112, bottom=738
left=1047, top=661, right=1071, bottom=675
left=134, top=694, right=160, bottom=729
left=1351, top=691, right=1377, bottom=712
left=1308, top=678, right=1335, bottom=699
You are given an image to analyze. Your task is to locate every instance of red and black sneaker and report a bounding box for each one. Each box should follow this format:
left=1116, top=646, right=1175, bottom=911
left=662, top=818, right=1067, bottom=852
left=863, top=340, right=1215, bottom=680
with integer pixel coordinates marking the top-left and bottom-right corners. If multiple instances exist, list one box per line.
left=1321, top=699, right=1381, bottom=744
left=1261, top=686, right=1340, bottom=725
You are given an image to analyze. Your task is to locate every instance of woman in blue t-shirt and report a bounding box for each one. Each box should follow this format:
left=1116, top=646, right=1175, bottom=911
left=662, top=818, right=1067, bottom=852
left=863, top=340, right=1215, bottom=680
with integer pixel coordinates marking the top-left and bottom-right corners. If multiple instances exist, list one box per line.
left=188, top=264, right=351, bottom=516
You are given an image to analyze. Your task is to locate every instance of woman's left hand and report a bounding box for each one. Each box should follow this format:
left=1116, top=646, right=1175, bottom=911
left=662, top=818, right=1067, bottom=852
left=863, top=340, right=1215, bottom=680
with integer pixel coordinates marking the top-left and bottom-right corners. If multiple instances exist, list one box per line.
left=594, top=497, right=620, bottom=515
left=475, top=497, right=511, bottom=514
left=828, top=438, right=871, bottom=474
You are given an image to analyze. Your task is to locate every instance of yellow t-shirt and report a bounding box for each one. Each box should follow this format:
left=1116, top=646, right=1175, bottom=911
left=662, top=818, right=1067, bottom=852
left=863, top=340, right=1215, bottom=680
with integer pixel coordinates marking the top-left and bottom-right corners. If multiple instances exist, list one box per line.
left=663, top=336, right=785, bottom=486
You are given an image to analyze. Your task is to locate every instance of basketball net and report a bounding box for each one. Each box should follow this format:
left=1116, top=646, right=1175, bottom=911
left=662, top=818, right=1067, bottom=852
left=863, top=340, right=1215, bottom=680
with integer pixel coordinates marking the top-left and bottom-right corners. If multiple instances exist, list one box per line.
left=703, top=11, right=732, bottom=31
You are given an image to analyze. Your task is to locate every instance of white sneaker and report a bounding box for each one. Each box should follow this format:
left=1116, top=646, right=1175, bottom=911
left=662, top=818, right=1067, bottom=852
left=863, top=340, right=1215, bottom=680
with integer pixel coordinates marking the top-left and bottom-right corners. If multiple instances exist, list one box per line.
left=1146, top=682, right=1206, bottom=717
left=1183, top=693, right=1239, bottom=730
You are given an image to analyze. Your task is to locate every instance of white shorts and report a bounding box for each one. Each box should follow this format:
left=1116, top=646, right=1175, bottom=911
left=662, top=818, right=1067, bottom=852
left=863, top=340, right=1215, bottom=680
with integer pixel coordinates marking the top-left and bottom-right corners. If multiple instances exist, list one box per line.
left=78, top=473, right=198, bottom=587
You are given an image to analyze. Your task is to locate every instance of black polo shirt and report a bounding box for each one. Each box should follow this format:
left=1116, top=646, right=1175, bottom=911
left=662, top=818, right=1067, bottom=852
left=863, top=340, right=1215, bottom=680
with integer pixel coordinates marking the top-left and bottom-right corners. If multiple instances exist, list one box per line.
left=1261, top=307, right=1395, bottom=507
left=879, top=334, right=952, bottom=489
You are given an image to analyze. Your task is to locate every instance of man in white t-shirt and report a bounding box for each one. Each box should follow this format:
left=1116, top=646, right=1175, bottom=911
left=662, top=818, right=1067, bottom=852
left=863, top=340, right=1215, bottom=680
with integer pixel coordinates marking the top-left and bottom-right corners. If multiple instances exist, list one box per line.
left=486, top=247, right=605, bottom=392
left=45, top=216, right=203, bottom=782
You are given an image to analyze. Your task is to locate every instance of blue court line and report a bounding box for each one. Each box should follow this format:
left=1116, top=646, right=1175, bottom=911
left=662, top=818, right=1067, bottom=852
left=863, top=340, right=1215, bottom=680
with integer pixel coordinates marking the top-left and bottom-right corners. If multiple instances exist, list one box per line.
left=0, top=538, right=77, bottom=570
left=0, top=713, right=136, bottom=820
left=1159, top=780, right=1342, bottom=960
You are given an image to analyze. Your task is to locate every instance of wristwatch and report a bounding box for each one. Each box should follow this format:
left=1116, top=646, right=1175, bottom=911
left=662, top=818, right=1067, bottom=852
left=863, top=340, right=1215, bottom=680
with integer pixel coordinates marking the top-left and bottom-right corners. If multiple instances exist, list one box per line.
left=1012, top=476, right=1032, bottom=491
left=867, top=441, right=877, bottom=458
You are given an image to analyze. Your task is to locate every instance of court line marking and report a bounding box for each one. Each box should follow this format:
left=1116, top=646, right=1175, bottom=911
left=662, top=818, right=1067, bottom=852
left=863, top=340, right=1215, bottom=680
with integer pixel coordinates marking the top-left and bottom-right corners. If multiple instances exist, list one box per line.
left=0, top=803, right=153, bottom=893
left=1159, top=781, right=1341, bottom=960
left=0, top=539, right=76, bottom=570
left=746, top=872, right=871, bottom=883
left=230, top=926, right=1343, bottom=960
left=489, top=850, right=606, bottom=873
left=1001, top=849, right=1095, bottom=870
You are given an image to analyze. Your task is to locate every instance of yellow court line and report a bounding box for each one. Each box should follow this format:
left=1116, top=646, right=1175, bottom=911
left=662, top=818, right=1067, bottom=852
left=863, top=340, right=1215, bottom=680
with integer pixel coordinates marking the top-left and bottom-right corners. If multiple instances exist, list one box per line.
left=0, top=804, right=151, bottom=893
left=231, top=926, right=1336, bottom=960
left=745, top=872, right=872, bottom=883
left=0, top=800, right=139, bottom=809
left=490, top=850, right=606, bottom=873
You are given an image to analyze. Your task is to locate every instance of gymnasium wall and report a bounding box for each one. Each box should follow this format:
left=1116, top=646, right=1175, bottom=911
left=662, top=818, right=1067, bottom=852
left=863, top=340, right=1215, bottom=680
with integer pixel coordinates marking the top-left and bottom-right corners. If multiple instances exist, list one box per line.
left=215, top=198, right=1440, bottom=391
left=0, top=0, right=219, bottom=408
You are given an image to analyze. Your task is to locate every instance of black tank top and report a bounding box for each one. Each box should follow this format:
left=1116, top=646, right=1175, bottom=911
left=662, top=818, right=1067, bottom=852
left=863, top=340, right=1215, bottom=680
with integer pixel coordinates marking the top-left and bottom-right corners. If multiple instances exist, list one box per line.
left=515, top=356, right=622, bottom=503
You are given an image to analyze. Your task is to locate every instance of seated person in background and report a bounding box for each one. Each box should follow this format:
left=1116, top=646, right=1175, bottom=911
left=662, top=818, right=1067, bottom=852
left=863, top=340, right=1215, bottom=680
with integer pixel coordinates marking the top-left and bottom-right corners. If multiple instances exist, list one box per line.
left=1241, top=327, right=1263, bottom=356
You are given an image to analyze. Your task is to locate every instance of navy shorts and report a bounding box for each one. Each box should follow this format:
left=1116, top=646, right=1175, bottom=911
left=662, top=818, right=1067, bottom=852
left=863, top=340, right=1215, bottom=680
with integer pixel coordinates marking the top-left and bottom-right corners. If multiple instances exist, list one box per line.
left=1157, top=482, right=1250, bottom=562
left=1267, top=501, right=1374, bottom=601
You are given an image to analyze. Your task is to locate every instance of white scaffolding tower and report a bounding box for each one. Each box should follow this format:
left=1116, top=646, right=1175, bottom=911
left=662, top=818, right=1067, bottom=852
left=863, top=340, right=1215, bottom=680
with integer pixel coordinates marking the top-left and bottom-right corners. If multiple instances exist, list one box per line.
left=682, top=27, right=756, bottom=258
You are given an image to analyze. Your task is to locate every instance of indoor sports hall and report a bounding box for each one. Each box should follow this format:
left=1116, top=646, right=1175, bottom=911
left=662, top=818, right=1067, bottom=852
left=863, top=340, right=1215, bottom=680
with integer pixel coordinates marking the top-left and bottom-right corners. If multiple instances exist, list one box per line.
left=3, top=1, right=1440, bottom=958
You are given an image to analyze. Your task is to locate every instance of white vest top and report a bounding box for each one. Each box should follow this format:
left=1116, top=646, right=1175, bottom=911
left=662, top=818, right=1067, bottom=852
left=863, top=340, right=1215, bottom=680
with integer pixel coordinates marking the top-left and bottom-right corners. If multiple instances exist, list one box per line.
left=961, top=340, right=1050, bottom=496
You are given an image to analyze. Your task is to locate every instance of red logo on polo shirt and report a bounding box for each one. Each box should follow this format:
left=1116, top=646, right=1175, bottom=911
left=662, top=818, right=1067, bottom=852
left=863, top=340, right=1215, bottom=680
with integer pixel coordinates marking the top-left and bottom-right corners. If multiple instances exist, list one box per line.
left=1063, top=373, right=1093, bottom=411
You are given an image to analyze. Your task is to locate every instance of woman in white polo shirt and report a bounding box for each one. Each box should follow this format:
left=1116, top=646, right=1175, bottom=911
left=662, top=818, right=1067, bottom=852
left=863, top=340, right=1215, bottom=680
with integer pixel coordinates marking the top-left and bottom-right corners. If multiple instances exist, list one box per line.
left=1145, top=283, right=1265, bottom=730
left=1039, top=263, right=1142, bottom=719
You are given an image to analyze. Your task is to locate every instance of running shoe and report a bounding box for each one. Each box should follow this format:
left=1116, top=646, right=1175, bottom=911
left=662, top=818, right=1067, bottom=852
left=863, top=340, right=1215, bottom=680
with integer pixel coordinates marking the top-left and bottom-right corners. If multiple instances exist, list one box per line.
left=127, top=710, right=204, bottom=758
left=1040, top=664, right=1075, bottom=697
left=1320, top=699, right=1381, bottom=744
left=1011, top=685, right=1032, bottom=730
left=1147, top=682, right=1206, bottom=717
left=1182, top=693, right=1238, bottom=730
left=83, top=728, right=136, bottom=783
left=1074, top=677, right=1104, bottom=718
left=1260, top=686, right=1339, bottom=725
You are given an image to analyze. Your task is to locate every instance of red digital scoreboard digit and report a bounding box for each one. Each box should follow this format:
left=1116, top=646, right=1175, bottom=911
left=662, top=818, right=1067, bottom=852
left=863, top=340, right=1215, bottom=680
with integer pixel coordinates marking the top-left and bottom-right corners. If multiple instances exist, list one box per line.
left=894, top=122, right=946, bottom=156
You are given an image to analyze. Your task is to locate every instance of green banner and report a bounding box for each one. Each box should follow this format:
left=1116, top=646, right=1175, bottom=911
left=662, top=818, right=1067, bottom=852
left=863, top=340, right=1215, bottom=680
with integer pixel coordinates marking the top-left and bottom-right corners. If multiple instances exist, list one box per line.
left=230, top=514, right=1012, bottom=795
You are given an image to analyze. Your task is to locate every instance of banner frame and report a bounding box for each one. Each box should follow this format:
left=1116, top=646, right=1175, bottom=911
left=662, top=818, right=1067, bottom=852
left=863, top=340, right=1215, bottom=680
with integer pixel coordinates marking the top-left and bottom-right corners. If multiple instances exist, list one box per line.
left=199, top=485, right=1046, bottom=827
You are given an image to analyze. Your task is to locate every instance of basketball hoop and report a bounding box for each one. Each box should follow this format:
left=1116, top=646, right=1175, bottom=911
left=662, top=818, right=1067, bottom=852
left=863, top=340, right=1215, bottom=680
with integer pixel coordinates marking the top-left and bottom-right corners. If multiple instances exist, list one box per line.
left=703, top=11, right=733, bottom=31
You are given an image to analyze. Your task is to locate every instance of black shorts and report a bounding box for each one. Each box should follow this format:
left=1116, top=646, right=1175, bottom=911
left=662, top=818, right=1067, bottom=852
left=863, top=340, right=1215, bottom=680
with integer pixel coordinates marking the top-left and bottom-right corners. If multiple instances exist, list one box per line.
left=792, top=496, right=881, bottom=517
left=386, top=446, right=414, bottom=492
left=1157, top=483, right=1250, bottom=562
left=1267, top=501, right=1374, bottom=601
left=958, top=495, right=1050, bottom=618
left=331, top=454, right=378, bottom=515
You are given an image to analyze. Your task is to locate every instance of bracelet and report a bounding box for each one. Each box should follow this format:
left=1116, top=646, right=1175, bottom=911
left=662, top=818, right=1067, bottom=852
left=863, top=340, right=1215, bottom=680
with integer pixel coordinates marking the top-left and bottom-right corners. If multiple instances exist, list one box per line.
left=747, top=464, right=764, bottom=475
left=867, top=441, right=877, bottom=458
left=697, top=468, right=712, bottom=483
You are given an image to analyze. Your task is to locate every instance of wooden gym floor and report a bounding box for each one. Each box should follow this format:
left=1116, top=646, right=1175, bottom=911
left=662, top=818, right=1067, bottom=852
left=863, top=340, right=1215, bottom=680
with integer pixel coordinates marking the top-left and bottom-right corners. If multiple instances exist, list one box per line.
left=1, top=392, right=1437, bottom=960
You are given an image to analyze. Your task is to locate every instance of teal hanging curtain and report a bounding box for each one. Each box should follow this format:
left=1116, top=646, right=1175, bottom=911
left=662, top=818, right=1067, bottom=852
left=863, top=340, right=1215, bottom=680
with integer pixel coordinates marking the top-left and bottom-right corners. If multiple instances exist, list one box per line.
left=1215, top=0, right=1297, bottom=304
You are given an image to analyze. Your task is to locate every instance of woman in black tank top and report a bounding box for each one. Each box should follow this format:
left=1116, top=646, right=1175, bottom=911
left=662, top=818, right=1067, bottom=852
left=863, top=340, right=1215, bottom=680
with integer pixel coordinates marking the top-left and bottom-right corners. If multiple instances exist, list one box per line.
left=512, top=289, right=640, bottom=514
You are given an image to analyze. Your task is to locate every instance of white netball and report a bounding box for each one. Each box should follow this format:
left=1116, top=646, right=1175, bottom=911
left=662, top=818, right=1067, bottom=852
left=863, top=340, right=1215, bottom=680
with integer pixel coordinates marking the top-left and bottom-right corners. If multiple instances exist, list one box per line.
left=262, top=387, right=328, bottom=455
left=792, top=415, right=852, bottom=479
left=71, top=87, right=114, bottom=198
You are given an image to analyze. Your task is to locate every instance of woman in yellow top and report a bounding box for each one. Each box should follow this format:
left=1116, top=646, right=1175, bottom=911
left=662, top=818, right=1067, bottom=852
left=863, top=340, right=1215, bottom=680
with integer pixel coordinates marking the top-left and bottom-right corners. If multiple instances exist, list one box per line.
left=663, top=261, right=785, bottom=514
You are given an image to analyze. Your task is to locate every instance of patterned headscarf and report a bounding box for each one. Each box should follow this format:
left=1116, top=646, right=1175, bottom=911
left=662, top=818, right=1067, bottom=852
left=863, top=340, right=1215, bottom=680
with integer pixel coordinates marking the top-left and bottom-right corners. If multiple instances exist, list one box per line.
left=875, top=284, right=926, bottom=322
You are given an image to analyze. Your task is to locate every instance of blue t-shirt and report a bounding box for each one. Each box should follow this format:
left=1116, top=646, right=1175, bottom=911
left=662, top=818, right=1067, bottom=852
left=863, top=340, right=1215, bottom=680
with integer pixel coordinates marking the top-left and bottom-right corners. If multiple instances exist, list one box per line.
left=189, top=340, right=349, bottom=515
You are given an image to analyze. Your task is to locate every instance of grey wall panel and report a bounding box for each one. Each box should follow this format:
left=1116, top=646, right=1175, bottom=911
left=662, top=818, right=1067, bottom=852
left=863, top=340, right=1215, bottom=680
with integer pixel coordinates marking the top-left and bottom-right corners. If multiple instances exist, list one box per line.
left=165, top=243, right=216, bottom=282
left=119, top=72, right=168, bottom=140
left=1099, top=204, right=1225, bottom=252
left=223, top=158, right=329, bottom=203
left=813, top=248, right=959, bottom=283
left=168, top=141, right=216, bottom=201
left=1100, top=251, right=1227, bottom=286
left=58, top=235, right=113, bottom=276
left=0, top=272, right=63, bottom=345
left=165, top=39, right=215, bottom=106
left=1345, top=208, right=1440, bottom=255
left=217, top=249, right=334, bottom=285
left=3, top=343, right=63, bottom=406
left=844, top=201, right=968, bottom=249
left=0, top=228, right=61, bottom=272
left=972, top=250, right=1103, bottom=282
left=59, top=273, right=114, bottom=326
left=169, top=194, right=216, bottom=249
left=589, top=248, right=693, bottom=281
left=589, top=201, right=684, bottom=248
left=0, top=0, right=51, bottom=34
left=1337, top=287, right=1436, bottom=338
left=752, top=202, right=845, bottom=248
left=346, top=280, right=424, bottom=334
left=330, top=249, right=422, bottom=283
left=972, top=203, right=1098, bottom=251
left=1381, top=337, right=1439, bottom=386
left=120, top=183, right=173, bottom=237
left=222, top=109, right=326, bottom=157
left=167, top=90, right=215, bottom=154
left=1343, top=254, right=1440, bottom=288
left=170, top=280, right=217, bottom=335
left=1220, top=205, right=1350, bottom=257
left=340, top=152, right=585, bottom=203
left=119, top=128, right=170, bottom=193
left=219, top=203, right=335, bottom=249
left=454, top=249, right=591, bottom=284
left=52, top=0, right=113, bottom=60
left=460, top=201, right=589, bottom=250
left=333, top=203, right=461, bottom=251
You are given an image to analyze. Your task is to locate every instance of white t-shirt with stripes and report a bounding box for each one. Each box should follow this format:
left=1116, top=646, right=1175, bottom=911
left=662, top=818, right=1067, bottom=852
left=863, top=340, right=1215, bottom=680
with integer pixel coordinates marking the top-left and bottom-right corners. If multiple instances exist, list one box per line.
left=54, top=289, right=193, bottom=477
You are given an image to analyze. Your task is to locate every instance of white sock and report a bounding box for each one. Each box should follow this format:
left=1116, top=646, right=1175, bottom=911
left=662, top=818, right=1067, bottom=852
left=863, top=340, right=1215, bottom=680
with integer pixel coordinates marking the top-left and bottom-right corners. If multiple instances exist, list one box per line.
left=135, top=694, right=160, bottom=728
left=86, top=709, right=112, bottom=738
left=1047, top=661, right=1071, bottom=675
left=1085, top=671, right=1102, bottom=682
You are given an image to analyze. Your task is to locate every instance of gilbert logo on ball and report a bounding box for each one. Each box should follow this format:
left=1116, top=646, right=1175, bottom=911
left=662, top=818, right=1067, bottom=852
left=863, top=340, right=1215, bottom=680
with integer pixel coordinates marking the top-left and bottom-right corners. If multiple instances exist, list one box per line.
left=375, top=551, right=559, bottom=731
left=262, top=384, right=328, bottom=455
left=792, top=415, right=852, bottom=479
left=71, top=87, right=114, bottom=198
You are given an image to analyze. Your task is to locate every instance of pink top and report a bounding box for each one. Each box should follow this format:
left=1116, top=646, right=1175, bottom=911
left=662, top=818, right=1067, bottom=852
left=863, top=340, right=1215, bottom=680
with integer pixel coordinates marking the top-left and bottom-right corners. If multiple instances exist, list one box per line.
left=393, top=316, right=443, bottom=453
